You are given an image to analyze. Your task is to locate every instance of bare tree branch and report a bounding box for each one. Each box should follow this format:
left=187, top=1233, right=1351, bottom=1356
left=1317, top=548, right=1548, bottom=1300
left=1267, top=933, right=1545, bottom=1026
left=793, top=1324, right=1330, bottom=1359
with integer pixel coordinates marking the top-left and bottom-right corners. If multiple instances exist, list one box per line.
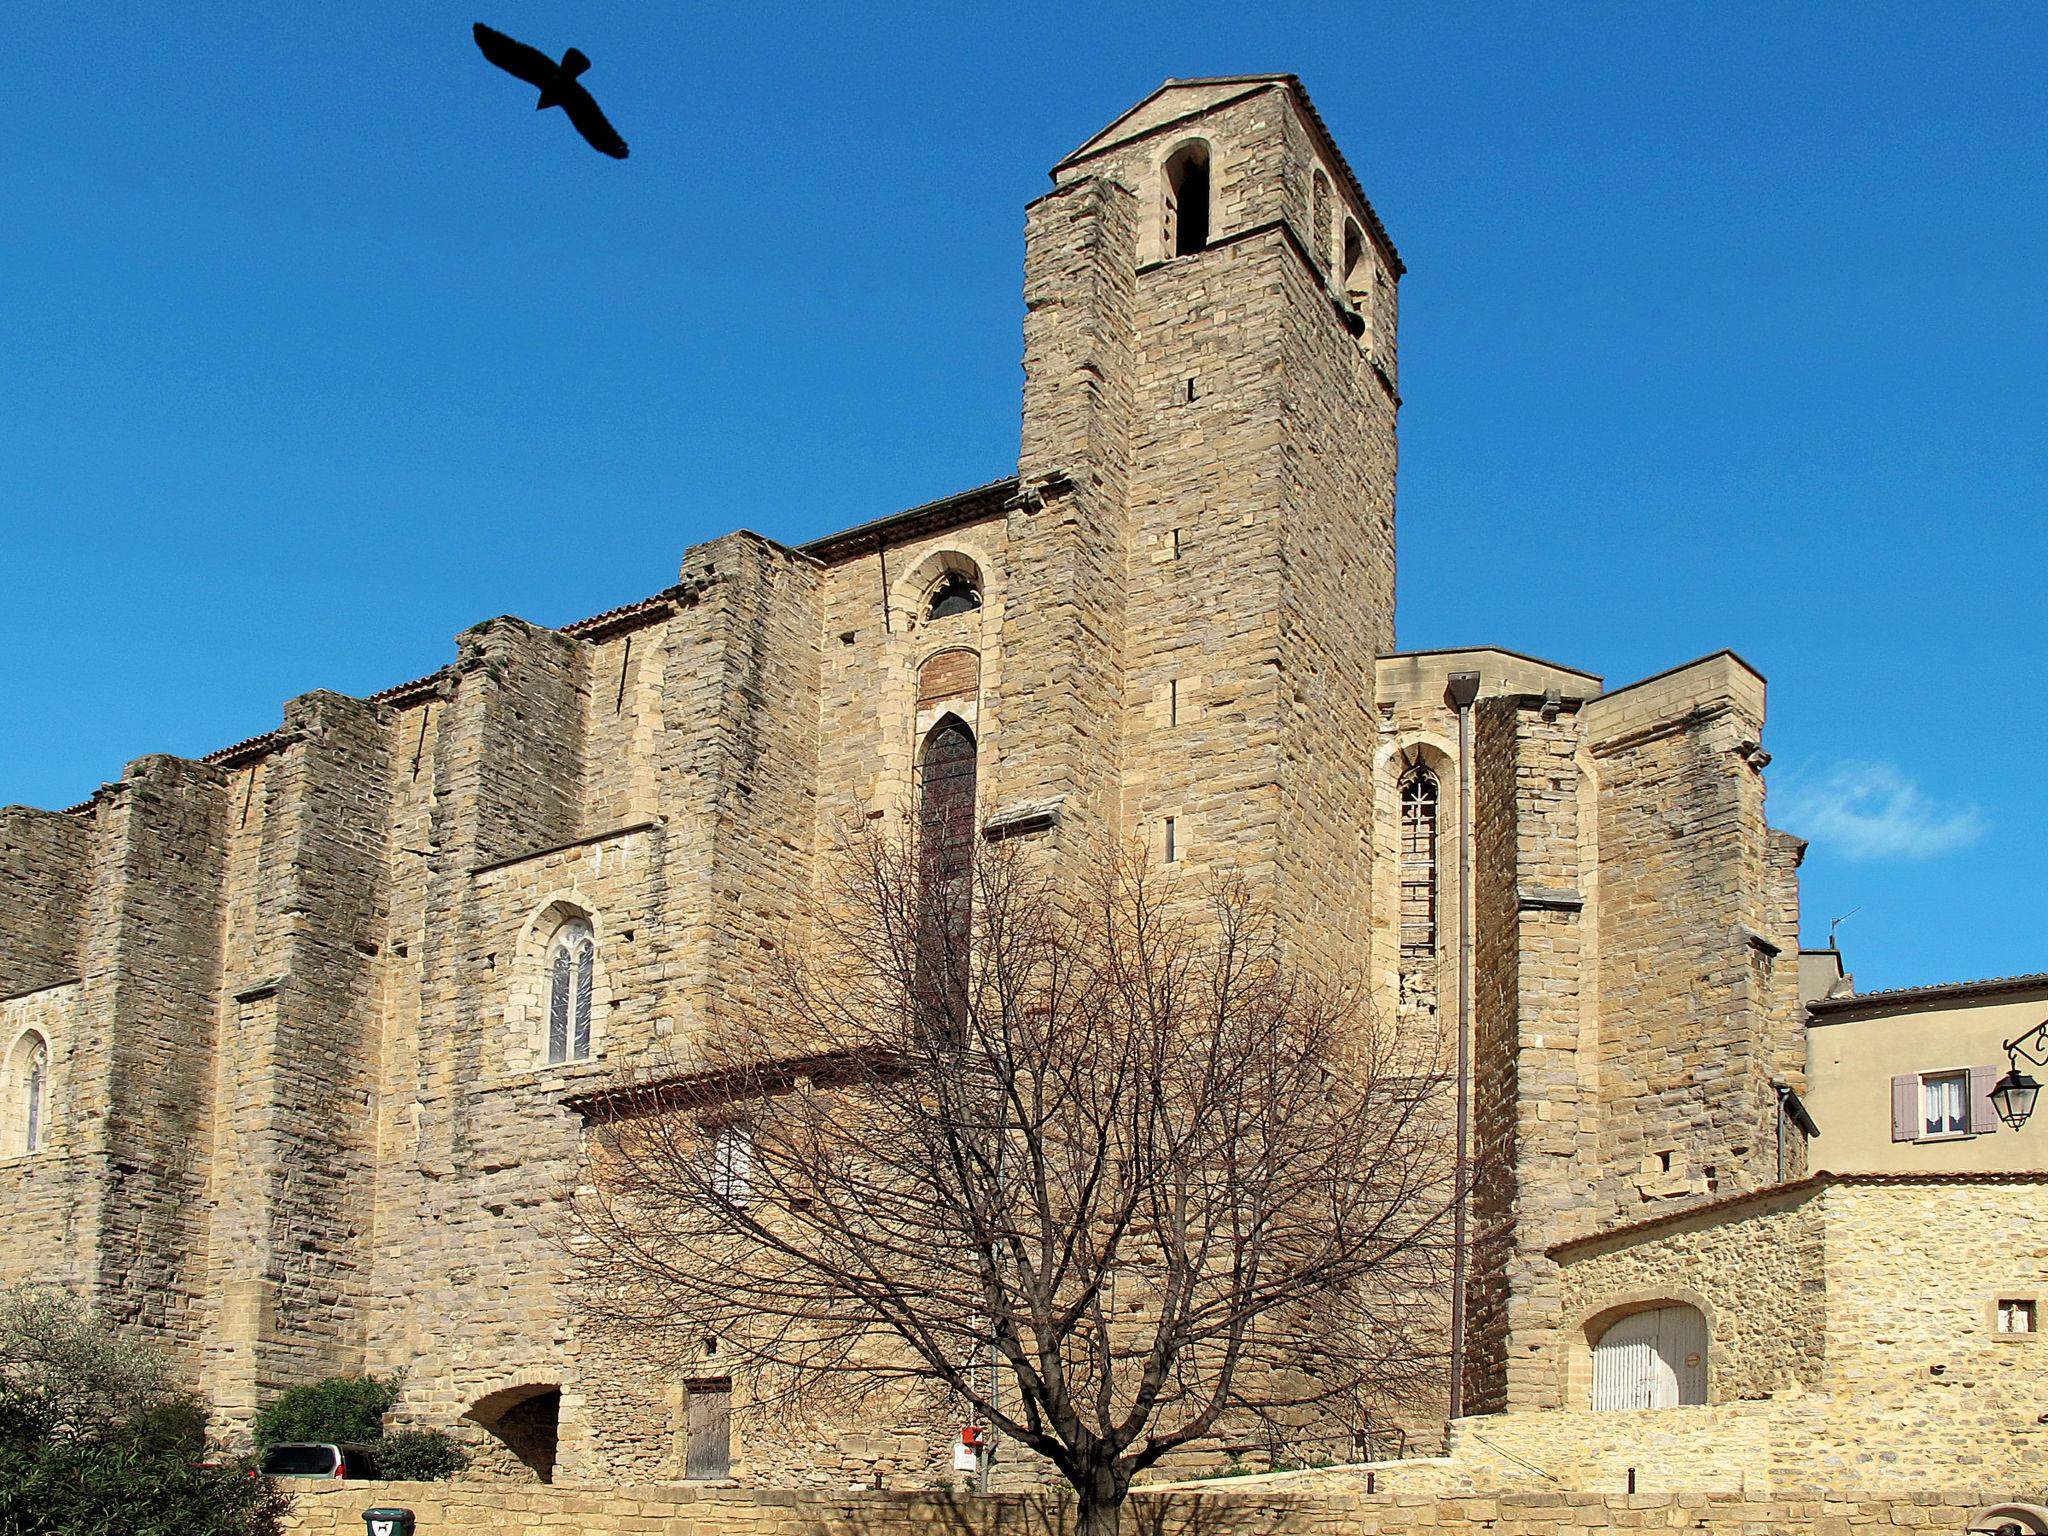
left=573, top=831, right=1453, bottom=1535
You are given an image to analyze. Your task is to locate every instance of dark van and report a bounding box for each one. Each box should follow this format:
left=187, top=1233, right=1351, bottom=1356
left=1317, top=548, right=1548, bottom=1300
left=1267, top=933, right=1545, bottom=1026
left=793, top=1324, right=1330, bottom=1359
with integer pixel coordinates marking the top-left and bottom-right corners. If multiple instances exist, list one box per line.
left=258, top=1442, right=383, bottom=1479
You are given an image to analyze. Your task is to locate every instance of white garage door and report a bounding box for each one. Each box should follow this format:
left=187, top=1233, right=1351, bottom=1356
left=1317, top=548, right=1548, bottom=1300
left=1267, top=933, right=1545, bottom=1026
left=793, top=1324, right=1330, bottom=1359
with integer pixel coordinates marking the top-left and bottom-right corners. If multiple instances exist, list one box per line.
left=1591, top=1304, right=1708, bottom=1410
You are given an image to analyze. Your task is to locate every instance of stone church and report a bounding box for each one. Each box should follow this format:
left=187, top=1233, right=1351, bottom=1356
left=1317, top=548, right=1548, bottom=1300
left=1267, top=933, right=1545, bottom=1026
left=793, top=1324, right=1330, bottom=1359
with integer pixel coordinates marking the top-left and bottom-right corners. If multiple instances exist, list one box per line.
left=3, top=77, right=2037, bottom=1495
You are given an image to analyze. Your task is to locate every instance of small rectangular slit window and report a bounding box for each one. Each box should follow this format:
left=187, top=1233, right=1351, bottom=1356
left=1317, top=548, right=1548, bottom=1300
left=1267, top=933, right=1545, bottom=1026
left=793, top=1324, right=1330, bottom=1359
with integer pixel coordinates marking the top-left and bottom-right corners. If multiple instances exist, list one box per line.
left=1171, top=529, right=1183, bottom=559
left=1164, top=817, right=1178, bottom=864
left=1169, top=679, right=1179, bottom=726
left=1999, top=1299, right=2037, bottom=1334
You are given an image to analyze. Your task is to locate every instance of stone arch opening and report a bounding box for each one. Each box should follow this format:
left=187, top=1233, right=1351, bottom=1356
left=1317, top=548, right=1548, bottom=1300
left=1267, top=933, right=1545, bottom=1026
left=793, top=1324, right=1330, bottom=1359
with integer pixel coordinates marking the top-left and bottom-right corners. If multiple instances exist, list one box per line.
left=465, top=1382, right=562, bottom=1482
left=1163, top=140, right=1211, bottom=257
left=1971, top=1505, right=2048, bottom=1536
left=892, top=547, right=991, bottom=635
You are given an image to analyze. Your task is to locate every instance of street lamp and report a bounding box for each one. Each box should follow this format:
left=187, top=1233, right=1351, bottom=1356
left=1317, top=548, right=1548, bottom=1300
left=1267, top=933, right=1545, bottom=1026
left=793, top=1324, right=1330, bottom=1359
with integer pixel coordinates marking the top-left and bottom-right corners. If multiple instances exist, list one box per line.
left=1990, top=1019, right=2048, bottom=1132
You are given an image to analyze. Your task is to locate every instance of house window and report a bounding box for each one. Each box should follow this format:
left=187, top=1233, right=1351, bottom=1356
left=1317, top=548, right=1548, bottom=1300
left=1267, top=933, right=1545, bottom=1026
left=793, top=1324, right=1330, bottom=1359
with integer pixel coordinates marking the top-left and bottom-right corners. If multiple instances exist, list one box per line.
left=547, top=919, right=596, bottom=1065
left=1998, top=1299, right=2037, bottom=1334
left=926, top=573, right=981, bottom=620
left=710, top=1124, right=752, bottom=1206
left=1893, top=1067, right=1996, bottom=1141
left=1399, top=769, right=1439, bottom=957
left=1163, top=141, right=1211, bottom=257
left=1924, top=1071, right=1967, bottom=1136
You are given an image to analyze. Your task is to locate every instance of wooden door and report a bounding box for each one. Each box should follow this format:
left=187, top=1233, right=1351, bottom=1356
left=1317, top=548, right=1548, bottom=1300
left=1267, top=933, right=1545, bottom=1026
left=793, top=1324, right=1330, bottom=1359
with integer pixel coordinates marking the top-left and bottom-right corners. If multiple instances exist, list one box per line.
left=685, top=1379, right=731, bottom=1479
left=1591, top=1305, right=1707, bottom=1409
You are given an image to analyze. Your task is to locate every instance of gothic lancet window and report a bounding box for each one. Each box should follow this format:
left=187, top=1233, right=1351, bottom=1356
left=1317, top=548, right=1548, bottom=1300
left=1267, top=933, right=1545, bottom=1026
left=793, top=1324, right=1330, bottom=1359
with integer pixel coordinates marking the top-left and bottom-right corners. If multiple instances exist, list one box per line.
left=917, top=717, right=978, bottom=1045
left=547, top=919, right=596, bottom=1065
left=18, top=1034, right=48, bottom=1155
left=1399, top=769, right=1440, bottom=958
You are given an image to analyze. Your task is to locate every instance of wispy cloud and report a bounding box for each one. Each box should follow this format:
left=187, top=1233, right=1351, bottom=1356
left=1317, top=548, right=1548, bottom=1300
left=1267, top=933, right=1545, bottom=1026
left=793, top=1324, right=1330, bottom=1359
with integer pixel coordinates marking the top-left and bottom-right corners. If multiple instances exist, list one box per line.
left=1773, top=760, right=1986, bottom=862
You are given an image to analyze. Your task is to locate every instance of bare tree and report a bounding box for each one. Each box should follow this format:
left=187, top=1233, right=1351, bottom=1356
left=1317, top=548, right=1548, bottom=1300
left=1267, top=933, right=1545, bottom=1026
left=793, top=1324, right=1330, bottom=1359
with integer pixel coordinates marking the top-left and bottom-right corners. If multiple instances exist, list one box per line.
left=574, top=835, right=1452, bottom=1536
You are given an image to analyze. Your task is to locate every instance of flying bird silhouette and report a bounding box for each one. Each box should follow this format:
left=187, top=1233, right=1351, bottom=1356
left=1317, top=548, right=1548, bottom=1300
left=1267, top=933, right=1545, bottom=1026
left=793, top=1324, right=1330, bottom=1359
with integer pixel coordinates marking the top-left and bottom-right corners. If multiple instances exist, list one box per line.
left=472, top=23, right=629, bottom=159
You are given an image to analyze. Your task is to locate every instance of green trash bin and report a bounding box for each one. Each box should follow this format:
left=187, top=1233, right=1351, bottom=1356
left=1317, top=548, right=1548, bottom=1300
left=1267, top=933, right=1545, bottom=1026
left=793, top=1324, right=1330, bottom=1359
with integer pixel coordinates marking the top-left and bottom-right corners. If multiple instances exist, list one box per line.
left=363, top=1510, right=415, bottom=1536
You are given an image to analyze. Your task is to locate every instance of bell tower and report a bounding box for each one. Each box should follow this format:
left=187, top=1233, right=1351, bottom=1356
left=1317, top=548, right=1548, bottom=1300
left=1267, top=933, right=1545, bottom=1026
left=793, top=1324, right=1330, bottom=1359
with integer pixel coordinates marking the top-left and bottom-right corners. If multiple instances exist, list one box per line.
left=999, top=76, right=1403, bottom=969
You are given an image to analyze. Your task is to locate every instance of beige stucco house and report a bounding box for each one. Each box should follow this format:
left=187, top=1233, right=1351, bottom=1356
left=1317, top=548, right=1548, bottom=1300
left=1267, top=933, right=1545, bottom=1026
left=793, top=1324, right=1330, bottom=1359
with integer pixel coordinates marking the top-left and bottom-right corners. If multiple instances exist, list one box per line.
left=1805, top=972, right=2048, bottom=1174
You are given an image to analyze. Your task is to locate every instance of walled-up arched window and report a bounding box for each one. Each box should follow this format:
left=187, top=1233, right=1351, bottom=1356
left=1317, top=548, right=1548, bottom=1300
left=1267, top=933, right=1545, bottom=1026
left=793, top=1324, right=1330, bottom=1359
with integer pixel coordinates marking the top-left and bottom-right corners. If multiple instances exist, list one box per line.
left=926, top=573, right=981, bottom=620
left=1399, top=769, right=1439, bottom=958
left=1163, top=142, right=1212, bottom=258
left=547, top=919, right=596, bottom=1065
left=15, top=1033, right=49, bottom=1155
left=916, top=717, right=978, bottom=1044
left=1591, top=1303, right=1708, bottom=1410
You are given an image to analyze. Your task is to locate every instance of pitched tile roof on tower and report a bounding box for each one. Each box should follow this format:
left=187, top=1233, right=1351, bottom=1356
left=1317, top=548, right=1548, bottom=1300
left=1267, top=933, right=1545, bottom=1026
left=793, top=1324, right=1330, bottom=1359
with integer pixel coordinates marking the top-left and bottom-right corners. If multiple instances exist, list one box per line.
left=1054, top=74, right=1404, bottom=276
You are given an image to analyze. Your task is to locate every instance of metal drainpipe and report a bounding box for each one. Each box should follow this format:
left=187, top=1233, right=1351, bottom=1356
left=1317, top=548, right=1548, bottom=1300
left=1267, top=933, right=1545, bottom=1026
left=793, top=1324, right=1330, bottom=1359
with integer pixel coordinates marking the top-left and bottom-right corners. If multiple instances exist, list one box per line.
left=1445, top=671, right=1481, bottom=1423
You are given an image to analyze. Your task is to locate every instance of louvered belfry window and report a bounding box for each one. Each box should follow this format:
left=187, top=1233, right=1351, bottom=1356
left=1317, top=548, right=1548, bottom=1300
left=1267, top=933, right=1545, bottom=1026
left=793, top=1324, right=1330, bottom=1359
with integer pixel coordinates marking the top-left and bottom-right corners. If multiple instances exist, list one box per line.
left=1399, top=769, right=1439, bottom=958
left=548, top=919, right=596, bottom=1065
left=917, top=718, right=977, bottom=1045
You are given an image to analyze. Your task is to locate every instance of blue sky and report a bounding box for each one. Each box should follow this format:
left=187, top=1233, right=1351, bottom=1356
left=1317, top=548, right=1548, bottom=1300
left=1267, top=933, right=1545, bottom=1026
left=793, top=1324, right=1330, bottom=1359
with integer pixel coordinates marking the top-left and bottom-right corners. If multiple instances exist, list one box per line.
left=3, top=3, right=2042, bottom=990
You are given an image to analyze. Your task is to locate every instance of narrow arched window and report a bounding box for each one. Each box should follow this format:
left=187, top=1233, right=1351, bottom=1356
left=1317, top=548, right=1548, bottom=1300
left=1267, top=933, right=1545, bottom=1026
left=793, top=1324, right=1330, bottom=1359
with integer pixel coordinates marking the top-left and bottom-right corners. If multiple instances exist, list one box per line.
left=20, top=1034, right=48, bottom=1155
left=1163, top=142, right=1211, bottom=258
left=926, top=573, right=981, bottom=620
left=916, top=718, right=978, bottom=1044
left=1344, top=218, right=1374, bottom=307
left=1399, top=769, right=1439, bottom=957
left=547, top=919, right=596, bottom=1065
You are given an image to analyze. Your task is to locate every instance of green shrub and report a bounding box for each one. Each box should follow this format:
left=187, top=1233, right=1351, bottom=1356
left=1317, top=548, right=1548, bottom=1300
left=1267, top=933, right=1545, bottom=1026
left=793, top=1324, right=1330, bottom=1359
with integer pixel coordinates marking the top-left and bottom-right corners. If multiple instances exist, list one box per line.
left=376, top=1427, right=470, bottom=1482
left=0, top=1286, right=289, bottom=1535
left=251, top=1374, right=396, bottom=1448
left=0, top=1437, right=291, bottom=1536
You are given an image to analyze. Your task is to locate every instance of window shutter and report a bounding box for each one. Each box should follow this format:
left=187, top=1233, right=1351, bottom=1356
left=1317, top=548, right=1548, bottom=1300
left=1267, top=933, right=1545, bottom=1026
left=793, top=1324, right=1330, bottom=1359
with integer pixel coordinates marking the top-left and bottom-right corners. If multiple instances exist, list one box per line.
left=1970, top=1065, right=2001, bottom=1135
left=1892, top=1075, right=1919, bottom=1142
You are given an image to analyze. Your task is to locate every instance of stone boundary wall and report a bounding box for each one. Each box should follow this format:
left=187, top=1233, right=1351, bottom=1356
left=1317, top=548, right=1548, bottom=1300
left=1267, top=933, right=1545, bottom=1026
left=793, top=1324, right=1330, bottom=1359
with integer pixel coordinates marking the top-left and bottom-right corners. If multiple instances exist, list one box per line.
left=283, top=1482, right=2046, bottom=1536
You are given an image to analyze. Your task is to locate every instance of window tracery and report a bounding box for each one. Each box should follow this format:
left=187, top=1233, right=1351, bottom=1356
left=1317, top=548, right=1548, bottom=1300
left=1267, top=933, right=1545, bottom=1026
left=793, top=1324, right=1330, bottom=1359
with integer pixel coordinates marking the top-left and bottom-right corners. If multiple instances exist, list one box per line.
left=1399, top=768, right=1439, bottom=957
left=547, top=919, right=596, bottom=1065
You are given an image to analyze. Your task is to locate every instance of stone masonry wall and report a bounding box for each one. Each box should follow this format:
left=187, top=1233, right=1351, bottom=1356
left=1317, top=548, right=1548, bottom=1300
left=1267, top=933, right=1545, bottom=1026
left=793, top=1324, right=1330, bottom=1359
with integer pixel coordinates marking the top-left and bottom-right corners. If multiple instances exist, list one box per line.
left=1448, top=1178, right=2048, bottom=1494
left=198, top=690, right=390, bottom=1419
left=1555, top=1186, right=1828, bottom=1406
left=1002, top=172, right=1135, bottom=870
left=78, top=755, right=230, bottom=1365
left=282, top=1481, right=2048, bottom=1536
left=0, top=981, right=88, bottom=1287
left=1581, top=657, right=1785, bottom=1226
left=0, top=806, right=89, bottom=998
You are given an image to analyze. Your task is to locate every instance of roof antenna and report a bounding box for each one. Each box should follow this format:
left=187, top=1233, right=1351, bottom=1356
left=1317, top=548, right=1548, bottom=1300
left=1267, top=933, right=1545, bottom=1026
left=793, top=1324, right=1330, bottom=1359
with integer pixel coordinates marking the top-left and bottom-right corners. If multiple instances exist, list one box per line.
left=1828, top=907, right=1861, bottom=951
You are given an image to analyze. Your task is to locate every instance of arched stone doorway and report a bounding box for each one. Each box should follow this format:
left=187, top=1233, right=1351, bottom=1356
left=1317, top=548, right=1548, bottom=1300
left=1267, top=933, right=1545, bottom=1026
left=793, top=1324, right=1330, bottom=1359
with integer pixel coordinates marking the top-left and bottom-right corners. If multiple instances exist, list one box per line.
left=465, top=1382, right=562, bottom=1482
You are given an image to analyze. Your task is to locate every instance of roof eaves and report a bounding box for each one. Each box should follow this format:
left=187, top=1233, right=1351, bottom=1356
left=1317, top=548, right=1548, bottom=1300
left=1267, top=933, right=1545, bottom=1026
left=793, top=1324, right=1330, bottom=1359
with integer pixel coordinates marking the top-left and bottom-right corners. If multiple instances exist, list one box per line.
left=1808, top=971, right=2048, bottom=1017
left=1548, top=1169, right=2048, bottom=1257
left=799, top=477, right=1018, bottom=565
